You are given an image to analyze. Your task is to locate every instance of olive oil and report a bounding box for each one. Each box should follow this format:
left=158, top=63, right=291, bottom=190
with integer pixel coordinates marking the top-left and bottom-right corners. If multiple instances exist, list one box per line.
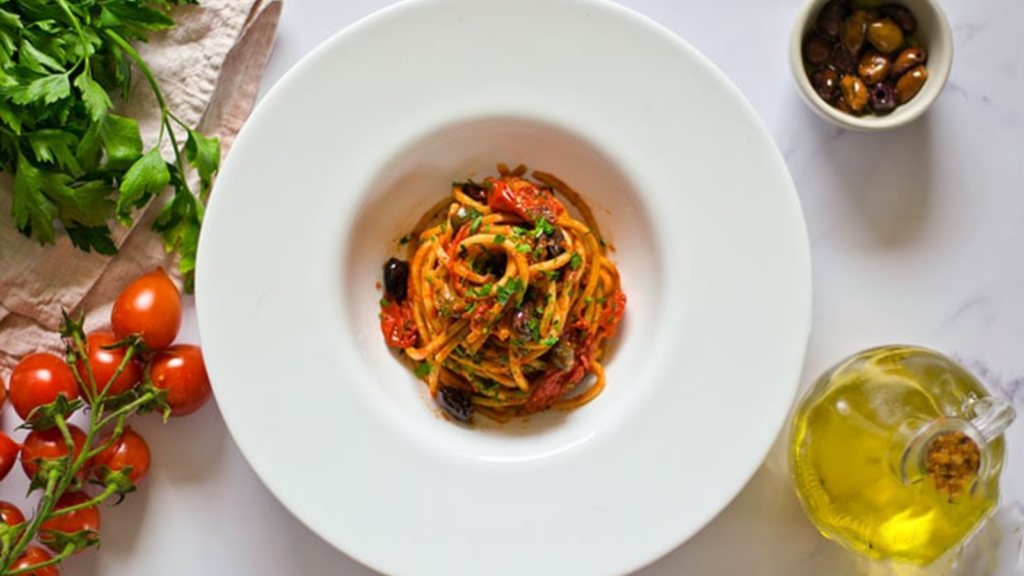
left=789, top=346, right=1011, bottom=565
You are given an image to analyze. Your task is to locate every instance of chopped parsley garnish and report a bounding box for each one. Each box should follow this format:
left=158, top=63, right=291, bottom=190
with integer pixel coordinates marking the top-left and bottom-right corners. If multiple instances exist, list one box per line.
left=496, top=278, right=524, bottom=305
left=541, top=336, right=559, bottom=346
left=414, top=362, right=431, bottom=378
left=534, top=217, right=556, bottom=237
left=569, top=252, right=583, bottom=270
left=493, top=233, right=506, bottom=245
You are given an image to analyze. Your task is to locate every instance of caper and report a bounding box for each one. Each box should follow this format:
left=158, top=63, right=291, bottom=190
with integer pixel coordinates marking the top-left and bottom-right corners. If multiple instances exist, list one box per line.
left=895, top=65, right=928, bottom=104
left=450, top=205, right=473, bottom=229
left=839, top=74, right=869, bottom=112
left=891, top=47, right=927, bottom=78
left=866, top=18, right=904, bottom=54
left=857, top=51, right=892, bottom=85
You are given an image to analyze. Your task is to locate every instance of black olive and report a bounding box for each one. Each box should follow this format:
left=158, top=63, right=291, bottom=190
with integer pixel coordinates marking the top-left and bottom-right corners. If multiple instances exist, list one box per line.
left=383, top=257, right=410, bottom=303
left=536, top=228, right=565, bottom=260
left=461, top=182, right=488, bottom=202
left=512, top=303, right=536, bottom=341
left=437, top=386, right=474, bottom=424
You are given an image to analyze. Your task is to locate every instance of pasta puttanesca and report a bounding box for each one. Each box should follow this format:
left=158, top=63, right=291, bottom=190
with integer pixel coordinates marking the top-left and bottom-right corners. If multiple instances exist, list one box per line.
left=378, top=164, right=626, bottom=424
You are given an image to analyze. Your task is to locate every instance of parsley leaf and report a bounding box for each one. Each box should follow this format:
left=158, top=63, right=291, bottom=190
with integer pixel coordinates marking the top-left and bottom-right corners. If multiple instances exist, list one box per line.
left=0, top=0, right=220, bottom=291
left=117, top=148, right=170, bottom=225
left=569, top=252, right=583, bottom=270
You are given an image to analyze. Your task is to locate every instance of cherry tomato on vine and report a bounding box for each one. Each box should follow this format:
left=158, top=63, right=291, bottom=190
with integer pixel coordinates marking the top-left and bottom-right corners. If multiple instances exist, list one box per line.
left=9, top=353, right=79, bottom=422
left=0, top=431, right=20, bottom=481
left=0, top=500, right=26, bottom=527
left=75, top=332, right=142, bottom=398
left=39, top=491, right=100, bottom=554
left=10, top=545, right=59, bottom=575
left=111, top=268, right=182, bottom=350
left=93, top=427, right=151, bottom=487
left=149, top=344, right=212, bottom=417
left=20, top=425, right=88, bottom=483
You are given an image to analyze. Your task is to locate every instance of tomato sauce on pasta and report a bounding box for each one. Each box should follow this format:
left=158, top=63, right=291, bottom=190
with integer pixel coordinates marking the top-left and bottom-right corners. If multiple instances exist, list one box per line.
left=379, top=164, right=626, bottom=424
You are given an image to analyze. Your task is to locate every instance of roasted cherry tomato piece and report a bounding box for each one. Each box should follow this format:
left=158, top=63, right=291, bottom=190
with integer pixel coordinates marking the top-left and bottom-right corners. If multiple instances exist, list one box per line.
left=379, top=299, right=417, bottom=348
left=75, top=332, right=143, bottom=398
left=111, top=268, right=182, bottom=350
left=0, top=431, right=19, bottom=481
left=10, top=544, right=59, bottom=575
left=9, top=353, right=79, bottom=422
left=149, top=344, right=212, bottom=417
left=93, top=427, right=151, bottom=487
left=20, top=425, right=88, bottom=483
left=39, top=491, right=100, bottom=554
left=487, top=177, right=565, bottom=224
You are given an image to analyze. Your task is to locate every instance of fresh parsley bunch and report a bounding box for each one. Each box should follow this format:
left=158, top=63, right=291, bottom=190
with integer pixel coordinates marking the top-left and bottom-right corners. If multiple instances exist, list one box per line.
left=1, top=0, right=220, bottom=289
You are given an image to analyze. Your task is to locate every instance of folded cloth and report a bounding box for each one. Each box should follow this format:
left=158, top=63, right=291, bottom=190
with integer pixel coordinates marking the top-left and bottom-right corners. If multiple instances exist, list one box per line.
left=0, top=0, right=283, bottom=380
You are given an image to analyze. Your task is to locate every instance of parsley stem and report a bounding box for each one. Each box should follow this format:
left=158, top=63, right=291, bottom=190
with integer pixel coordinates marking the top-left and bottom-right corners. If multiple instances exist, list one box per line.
left=54, top=0, right=90, bottom=75
left=103, top=29, right=191, bottom=195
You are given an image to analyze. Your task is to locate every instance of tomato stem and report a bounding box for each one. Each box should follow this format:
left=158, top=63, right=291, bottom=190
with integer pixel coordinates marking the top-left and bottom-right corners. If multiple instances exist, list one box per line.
left=5, top=541, right=76, bottom=575
left=0, top=469, right=60, bottom=573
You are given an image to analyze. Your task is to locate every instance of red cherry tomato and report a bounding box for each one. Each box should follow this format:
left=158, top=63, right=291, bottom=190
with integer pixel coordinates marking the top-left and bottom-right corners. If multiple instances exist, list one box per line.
left=111, top=268, right=182, bottom=350
left=148, top=344, right=212, bottom=417
left=379, top=299, right=417, bottom=348
left=0, top=431, right=20, bottom=481
left=21, top=426, right=88, bottom=483
left=0, top=500, right=26, bottom=527
left=39, top=491, right=100, bottom=554
left=93, top=427, right=151, bottom=486
left=11, top=545, right=59, bottom=575
left=75, top=332, right=142, bottom=398
left=9, top=353, right=79, bottom=422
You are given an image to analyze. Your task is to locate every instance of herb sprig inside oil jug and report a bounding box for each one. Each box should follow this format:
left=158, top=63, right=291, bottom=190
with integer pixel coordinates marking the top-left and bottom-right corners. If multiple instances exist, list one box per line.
left=789, top=345, right=1016, bottom=565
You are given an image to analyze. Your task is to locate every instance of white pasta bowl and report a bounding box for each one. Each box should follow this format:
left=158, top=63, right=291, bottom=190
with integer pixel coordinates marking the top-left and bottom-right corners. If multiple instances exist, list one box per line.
left=195, top=1, right=812, bottom=576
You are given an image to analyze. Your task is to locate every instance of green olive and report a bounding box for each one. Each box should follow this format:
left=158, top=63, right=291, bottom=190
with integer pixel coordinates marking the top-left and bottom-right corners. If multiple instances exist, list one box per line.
left=866, top=18, right=905, bottom=54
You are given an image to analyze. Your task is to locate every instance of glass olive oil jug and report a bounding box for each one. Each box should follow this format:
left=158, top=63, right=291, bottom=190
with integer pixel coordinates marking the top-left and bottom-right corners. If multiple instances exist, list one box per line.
left=789, top=345, right=1016, bottom=565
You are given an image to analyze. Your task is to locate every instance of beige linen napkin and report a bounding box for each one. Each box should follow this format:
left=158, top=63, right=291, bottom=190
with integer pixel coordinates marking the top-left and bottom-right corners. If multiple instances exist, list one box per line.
left=0, top=0, right=283, bottom=379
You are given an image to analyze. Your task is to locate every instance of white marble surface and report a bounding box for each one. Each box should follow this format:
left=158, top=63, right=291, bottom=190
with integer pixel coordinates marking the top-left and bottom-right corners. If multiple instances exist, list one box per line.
left=6, top=0, right=1023, bottom=574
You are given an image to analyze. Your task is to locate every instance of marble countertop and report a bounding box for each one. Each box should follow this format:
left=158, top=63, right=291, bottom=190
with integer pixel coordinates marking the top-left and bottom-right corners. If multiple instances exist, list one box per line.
left=20, top=0, right=1023, bottom=574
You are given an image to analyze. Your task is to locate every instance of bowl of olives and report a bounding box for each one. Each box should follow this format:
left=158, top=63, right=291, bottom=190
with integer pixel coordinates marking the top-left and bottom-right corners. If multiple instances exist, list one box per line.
left=790, top=0, right=953, bottom=130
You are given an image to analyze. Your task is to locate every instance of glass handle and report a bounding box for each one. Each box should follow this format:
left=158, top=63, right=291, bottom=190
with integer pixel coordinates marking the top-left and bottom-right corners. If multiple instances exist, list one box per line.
left=969, top=396, right=1016, bottom=443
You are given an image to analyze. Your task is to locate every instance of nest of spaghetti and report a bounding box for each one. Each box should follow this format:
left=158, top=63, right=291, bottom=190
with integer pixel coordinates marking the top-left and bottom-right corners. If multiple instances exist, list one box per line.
left=378, top=164, right=626, bottom=425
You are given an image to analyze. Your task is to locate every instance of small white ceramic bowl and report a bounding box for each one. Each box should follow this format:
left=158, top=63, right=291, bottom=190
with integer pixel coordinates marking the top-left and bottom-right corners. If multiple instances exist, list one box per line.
left=790, top=0, right=953, bottom=131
